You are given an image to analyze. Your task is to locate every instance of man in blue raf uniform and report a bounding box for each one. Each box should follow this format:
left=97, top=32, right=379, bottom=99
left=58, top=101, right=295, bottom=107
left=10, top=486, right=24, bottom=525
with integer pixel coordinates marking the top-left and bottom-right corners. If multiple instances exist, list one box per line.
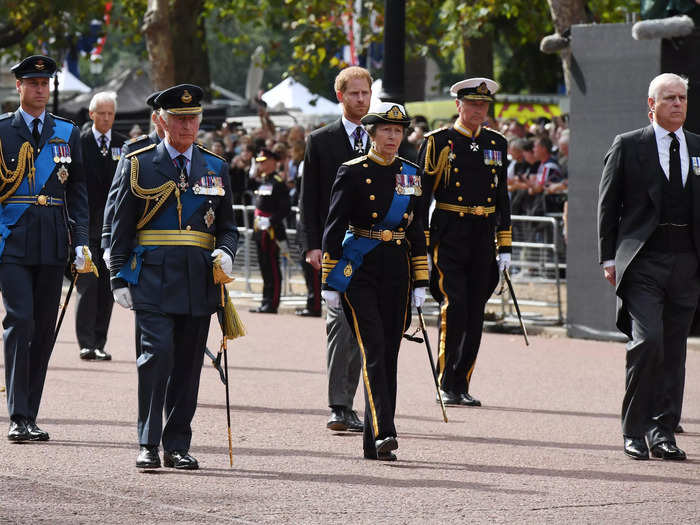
left=418, top=77, right=512, bottom=407
left=109, top=84, right=238, bottom=470
left=0, top=55, right=90, bottom=442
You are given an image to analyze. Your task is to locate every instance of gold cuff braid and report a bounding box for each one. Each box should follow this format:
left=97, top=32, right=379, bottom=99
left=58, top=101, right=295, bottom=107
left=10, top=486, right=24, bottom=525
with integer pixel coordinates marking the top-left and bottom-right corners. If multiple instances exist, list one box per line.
left=496, top=227, right=512, bottom=247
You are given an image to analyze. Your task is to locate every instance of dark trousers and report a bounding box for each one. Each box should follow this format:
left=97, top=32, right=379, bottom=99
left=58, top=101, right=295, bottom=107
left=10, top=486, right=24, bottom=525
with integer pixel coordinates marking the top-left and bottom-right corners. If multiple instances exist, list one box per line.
left=301, top=257, right=321, bottom=313
left=618, top=249, right=699, bottom=446
left=342, top=245, right=410, bottom=455
left=430, top=221, right=496, bottom=395
left=135, top=310, right=210, bottom=452
left=255, top=230, right=281, bottom=310
left=75, top=246, right=114, bottom=350
left=0, top=263, right=64, bottom=421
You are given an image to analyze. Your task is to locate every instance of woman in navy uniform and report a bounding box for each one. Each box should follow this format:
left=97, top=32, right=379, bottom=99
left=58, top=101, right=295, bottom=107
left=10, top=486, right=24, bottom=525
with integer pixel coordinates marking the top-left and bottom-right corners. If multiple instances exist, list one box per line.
left=321, top=102, right=429, bottom=461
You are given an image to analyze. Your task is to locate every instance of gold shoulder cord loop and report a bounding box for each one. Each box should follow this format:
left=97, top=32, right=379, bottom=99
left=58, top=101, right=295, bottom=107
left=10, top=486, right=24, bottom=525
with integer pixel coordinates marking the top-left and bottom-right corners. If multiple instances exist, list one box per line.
left=0, top=140, right=35, bottom=202
left=422, top=135, right=451, bottom=192
left=130, top=156, right=183, bottom=230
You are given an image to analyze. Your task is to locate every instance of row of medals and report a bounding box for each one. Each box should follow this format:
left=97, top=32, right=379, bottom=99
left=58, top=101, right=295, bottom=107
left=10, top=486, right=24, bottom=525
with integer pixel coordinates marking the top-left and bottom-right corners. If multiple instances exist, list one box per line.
left=53, top=144, right=70, bottom=184
left=177, top=167, right=217, bottom=229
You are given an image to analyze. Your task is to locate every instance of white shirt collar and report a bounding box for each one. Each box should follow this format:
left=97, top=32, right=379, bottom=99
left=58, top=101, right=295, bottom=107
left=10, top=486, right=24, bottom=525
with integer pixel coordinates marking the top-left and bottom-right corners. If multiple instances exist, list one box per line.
left=18, top=107, right=45, bottom=129
left=342, top=115, right=364, bottom=139
left=92, top=125, right=112, bottom=144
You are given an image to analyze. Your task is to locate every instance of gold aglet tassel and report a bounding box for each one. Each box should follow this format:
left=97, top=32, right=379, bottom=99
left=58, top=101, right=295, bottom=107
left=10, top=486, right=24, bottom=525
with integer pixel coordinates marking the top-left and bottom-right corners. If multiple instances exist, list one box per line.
left=175, top=187, right=182, bottom=230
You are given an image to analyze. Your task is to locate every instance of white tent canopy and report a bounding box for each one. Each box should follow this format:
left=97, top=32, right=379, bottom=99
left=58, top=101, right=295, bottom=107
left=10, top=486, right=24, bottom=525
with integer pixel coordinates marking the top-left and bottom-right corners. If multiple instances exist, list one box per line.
left=50, top=68, right=91, bottom=94
left=261, top=77, right=341, bottom=116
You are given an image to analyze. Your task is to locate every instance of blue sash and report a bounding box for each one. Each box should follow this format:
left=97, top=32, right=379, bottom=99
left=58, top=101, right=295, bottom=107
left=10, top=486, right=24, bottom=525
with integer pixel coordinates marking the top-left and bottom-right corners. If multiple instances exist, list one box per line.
left=0, top=118, right=73, bottom=259
left=326, top=161, right=415, bottom=292
left=118, top=151, right=224, bottom=284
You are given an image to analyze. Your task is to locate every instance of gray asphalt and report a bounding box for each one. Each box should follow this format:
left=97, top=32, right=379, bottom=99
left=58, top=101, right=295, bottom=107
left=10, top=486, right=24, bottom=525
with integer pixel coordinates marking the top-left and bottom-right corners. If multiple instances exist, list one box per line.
left=1, top=297, right=698, bottom=524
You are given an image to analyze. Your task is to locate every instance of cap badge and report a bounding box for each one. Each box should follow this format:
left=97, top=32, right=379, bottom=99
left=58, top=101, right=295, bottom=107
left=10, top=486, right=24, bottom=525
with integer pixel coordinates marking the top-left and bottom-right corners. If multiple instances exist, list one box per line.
left=35, top=60, right=45, bottom=71
left=387, top=105, right=403, bottom=120
left=477, top=82, right=488, bottom=95
left=181, top=90, right=193, bottom=103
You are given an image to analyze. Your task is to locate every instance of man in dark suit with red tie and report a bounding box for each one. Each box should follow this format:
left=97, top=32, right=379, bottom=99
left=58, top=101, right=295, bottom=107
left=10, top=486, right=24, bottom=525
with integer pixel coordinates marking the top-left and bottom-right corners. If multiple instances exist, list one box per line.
left=299, top=66, right=372, bottom=432
left=76, top=92, right=127, bottom=361
left=598, top=73, right=700, bottom=461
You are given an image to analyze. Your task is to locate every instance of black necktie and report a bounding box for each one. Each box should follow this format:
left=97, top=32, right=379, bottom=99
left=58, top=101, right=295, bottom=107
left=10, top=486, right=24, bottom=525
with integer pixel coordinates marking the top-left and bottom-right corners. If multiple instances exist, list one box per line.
left=669, top=132, right=682, bottom=189
left=32, top=118, right=41, bottom=145
left=99, top=135, right=108, bottom=157
left=352, top=126, right=365, bottom=156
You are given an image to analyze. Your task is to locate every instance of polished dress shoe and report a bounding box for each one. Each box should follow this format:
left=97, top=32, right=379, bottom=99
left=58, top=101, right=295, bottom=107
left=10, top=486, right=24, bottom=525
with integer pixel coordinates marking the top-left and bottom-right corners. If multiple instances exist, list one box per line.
left=375, top=436, right=398, bottom=455
left=364, top=450, right=397, bottom=461
left=249, top=305, right=277, bottom=314
left=79, top=348, right=96, bottom=360
left=295, top=308, right=322, bottom=317
left=8, top=418, right=29, bottom=442
left=651, top=441, right=686, bottom=461
left=676, top=424, right=684, bottom=434
left=26, top=420, right=49, bottom=441
left=460, top=393, right=482, bottom=407
left=344, top=409, right=363, bottom=432
left=163, top=450, right=199, bottom=470
left=623, top=437, right=649, bottom=460
left=93, top=349, right=112, bottom=361
left=437, top=390, right=462, bottom=406
left=136, top=445, right=161, bottom=468
left=326, top=407, right=348, bottom=431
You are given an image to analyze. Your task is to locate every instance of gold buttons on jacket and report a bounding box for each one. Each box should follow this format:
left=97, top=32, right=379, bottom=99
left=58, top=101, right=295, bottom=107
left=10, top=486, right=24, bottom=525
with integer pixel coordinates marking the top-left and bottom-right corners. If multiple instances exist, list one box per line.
left=491, top=184, right=495, bottom=188
left=454, top=168, right=459, bottom=173
left=398, top=227, right=404, bottom=232
left=455, top=181, right=461, bottom=187
left=372, top=212, right=378, bottom=218
left=459, top=212, right=465, bottom=217
left=369, top=195, right=375, bottom=200
left=186, top=225, right=192, bottom=231
left=396, top=240, right=402, bottom=245
left=491, top=169, right=497, bottom=174
left=403, top=213, right=409, bottom=219
left=366, top=178, right=372, bottom=184
left=491, top=140, right=495, bottom=145
left=457, top=196, right=463, bottom=202
left=487, top=197, right=492, bottom=203
left=363, top=163, right=369, bottom=168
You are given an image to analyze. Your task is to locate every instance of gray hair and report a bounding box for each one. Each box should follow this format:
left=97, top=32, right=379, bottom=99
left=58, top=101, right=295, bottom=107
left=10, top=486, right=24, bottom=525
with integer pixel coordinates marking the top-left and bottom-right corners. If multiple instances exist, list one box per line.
left=159, top=108, right=203, bottom=124
left=648, top=73, right=688, bottom=100
left=89, top=91, right=117, bottom=113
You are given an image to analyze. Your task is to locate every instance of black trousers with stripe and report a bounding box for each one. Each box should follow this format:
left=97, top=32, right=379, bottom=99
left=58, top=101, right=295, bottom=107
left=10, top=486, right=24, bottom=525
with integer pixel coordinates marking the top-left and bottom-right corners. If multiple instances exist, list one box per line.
left=255, top=230, right=281, bottom=310
left=342, top=244, right=411, bottom=455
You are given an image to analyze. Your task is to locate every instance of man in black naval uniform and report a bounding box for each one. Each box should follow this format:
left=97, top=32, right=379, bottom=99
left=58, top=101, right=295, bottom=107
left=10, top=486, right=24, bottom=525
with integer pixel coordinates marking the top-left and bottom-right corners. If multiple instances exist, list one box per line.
left=110, top=84, right=238, bottom=469
left=249, top=148, right=290, bottom=314
left=0, top=55, right=90, bottom=441
left=76, top=91, right=127, bottom=361
left=418, top=77, right=512, bottom=407
left=598, top=73, right=698, bottom=461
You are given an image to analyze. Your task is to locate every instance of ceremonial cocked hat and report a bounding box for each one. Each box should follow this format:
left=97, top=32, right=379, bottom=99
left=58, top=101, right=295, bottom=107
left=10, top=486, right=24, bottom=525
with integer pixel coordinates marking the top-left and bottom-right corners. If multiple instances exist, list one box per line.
left=450, top=77, right=500, bottom=102
left=155, top=84, right=203, bottom=115
left=360, top=101, right=411, bottom=126
left=255, top=148, right=278, bottom=162
left=11, top=55, right=57, bottom=79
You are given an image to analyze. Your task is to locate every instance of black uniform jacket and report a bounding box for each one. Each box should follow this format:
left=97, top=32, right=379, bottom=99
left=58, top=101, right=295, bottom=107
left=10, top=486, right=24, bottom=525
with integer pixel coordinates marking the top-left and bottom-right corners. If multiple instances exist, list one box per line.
left=598, top=124, right=700, bottom=335
left=321, top=152, right=429, bottom=291
left=418, top=123, right=511, bottom=253
left=109, top=141, right=238, bottom=316
left=299, top=118, right=355, bottom=254
left=0, top=111, right=88, bottom=265
left=80, top=128, right=127, bottom=244
left=253, top=171, right=291, bottom=242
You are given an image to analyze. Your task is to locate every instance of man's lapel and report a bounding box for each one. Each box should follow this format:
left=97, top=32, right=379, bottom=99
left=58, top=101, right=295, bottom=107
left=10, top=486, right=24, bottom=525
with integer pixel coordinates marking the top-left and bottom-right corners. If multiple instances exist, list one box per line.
left=152, top=141, right=178, bottom=183
left=11, top=111, right=34, bottom=146
left=332, top=118, right=354, bottom=158
left=639, top=124, right=663, bottom=210
left=189, top=145, right=207, bottom=186
left=38, top=113, right=54, bottom=150
left=684, top=130, right=700, bottom=216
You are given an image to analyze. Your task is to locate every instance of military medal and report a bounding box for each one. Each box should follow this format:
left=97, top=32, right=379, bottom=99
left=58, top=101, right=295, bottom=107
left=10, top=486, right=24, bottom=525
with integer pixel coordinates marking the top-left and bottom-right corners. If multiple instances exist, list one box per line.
left=57, top=165, right=69, bottom=184
left=343, top=263, right=353, bottom=277
left=494, top=175, right=498, bottom=187
left=52, top=145, right=60, bottom=163
left=101, top=145, right=108, bottom=157
left=111, top=147, right=121, bottom=161
left=178, top=171, right=188, bottom=191
left=470, top=142, right=479, bottom=152
left=204, top=205, right=215, bottom=228
left=59, top=145, right=66, bottom=164
left=692, top=157, right=700, bottom=176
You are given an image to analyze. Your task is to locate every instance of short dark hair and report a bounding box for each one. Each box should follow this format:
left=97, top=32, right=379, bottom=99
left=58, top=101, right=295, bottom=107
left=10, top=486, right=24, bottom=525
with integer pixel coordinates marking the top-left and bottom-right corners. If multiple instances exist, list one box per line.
left=535, top=135, right=552, bottom=153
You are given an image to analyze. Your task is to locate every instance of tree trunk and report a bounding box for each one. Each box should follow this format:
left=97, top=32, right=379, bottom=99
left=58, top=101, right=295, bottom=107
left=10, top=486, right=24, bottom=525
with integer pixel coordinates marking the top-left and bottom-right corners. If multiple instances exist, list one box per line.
left=143, top=0, right=175, bottom=89
left=462, top=32, right=494, bottom=79
left=171, top=0, right=211, bottom=99
left=545, top=0, right=588, bottom=93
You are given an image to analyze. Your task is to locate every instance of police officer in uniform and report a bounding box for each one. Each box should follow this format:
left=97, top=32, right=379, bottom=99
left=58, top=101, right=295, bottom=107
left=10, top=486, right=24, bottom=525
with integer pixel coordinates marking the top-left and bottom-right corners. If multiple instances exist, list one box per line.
left=249, top=148, right=291, bottom=314
left=109, top=84, right=238, bottom=469
left=0, top=56, right=90, bottom=441
left=418, top=78, right=512, bottom=407
left=76, top=91, right=127, bottom=361
left=322, top=102, right=429, bottom=461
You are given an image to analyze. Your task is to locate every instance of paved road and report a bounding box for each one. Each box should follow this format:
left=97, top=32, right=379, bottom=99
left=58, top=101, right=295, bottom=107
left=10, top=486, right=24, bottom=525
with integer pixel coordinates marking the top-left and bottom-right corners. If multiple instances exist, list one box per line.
left=1, top=297, right=698, bottom=524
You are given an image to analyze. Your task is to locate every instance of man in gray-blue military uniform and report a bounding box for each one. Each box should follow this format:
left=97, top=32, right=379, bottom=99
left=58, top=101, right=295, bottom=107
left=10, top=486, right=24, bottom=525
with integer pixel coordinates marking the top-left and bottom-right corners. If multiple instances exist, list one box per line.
left=109, top=84, right=238, bottom=470
left=0, top=55, right=91, bottom=442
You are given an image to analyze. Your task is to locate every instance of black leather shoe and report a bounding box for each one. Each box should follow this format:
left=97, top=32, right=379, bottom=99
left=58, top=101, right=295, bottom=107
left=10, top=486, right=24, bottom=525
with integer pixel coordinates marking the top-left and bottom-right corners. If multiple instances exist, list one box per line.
left=344, top=409, right=363, bottom=432
left=136, top=445, right=161, bottom=468
left=249, top=305, right=278, bottom=314
left=651, top=441, right=686, bottom=461
left=93, top=349, right=112, bottom=361
left=460, top=393, right=482, bottom=407
left=79, top=348, right=95, bottom=360
left=295, top=308, right=322, bottom=317
left=437, top=390, right=462, bottom=406
left=163, top=450, right=199, bottom=470
left=8, top=418, right=29, bottom=442
left=326, top=407, right=348, bottom=431
left=364, top=450, right=397, bottom=461
left=375, top=436, right=398, bottom=455
left=623, top=437, right=649, bottom=460
left=26, top=420, right=49, bottom=441
left=676, top=424, right=684, bottom=434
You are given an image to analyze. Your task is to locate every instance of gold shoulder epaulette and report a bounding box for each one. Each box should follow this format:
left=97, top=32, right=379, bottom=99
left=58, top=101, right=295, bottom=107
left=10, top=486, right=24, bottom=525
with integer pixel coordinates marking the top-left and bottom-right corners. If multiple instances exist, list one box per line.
left=483, top=126, right=507, bottom=141
left=125, top=134, right=148, bottom=146
left=196, top=143, right=225, bottom=161
left=343, top=155, right=368, bottom=166
left=49, top=113, right=77, bottom=126
left=425, top=126, right=448, bottom=137
left=397, top=156, right=419, bottom=169
left=125, top=143, right=156, bottom=159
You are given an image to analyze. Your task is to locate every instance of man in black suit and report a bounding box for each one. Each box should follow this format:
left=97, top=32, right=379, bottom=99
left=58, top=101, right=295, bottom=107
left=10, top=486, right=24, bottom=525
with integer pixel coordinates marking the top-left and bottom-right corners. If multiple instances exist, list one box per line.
left=299, top=66, right=372, bottom=432
left=76, top=92, right=127, bottom=361
left=598, top=73, right=700, bottom=461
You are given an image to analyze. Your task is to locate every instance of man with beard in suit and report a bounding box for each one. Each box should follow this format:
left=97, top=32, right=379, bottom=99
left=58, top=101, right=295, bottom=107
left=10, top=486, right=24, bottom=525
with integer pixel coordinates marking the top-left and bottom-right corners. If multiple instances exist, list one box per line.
left=299, top=66, right=372, bottom=432
left=76, top=91, right=127, bottom=361
left=598, top=73, right=700, bottom=461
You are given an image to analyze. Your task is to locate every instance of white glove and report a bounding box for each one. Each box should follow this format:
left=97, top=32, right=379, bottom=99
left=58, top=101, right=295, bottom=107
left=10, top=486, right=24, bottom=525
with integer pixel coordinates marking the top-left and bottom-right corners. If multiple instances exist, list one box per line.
left=412, top=287, right=426, bottom=308
left=498, top=253, right=511, bottom=273
left=256, top=216, right=270, bottom=230
left=74, top=246, right=91, bottom=272
left=211, top=248, right=234, bottom=278
left=113, top=287, right=133, bottom=309
left=103, top=248, right=111, bottom=269
left=322, top=290, right=341, bottom=309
